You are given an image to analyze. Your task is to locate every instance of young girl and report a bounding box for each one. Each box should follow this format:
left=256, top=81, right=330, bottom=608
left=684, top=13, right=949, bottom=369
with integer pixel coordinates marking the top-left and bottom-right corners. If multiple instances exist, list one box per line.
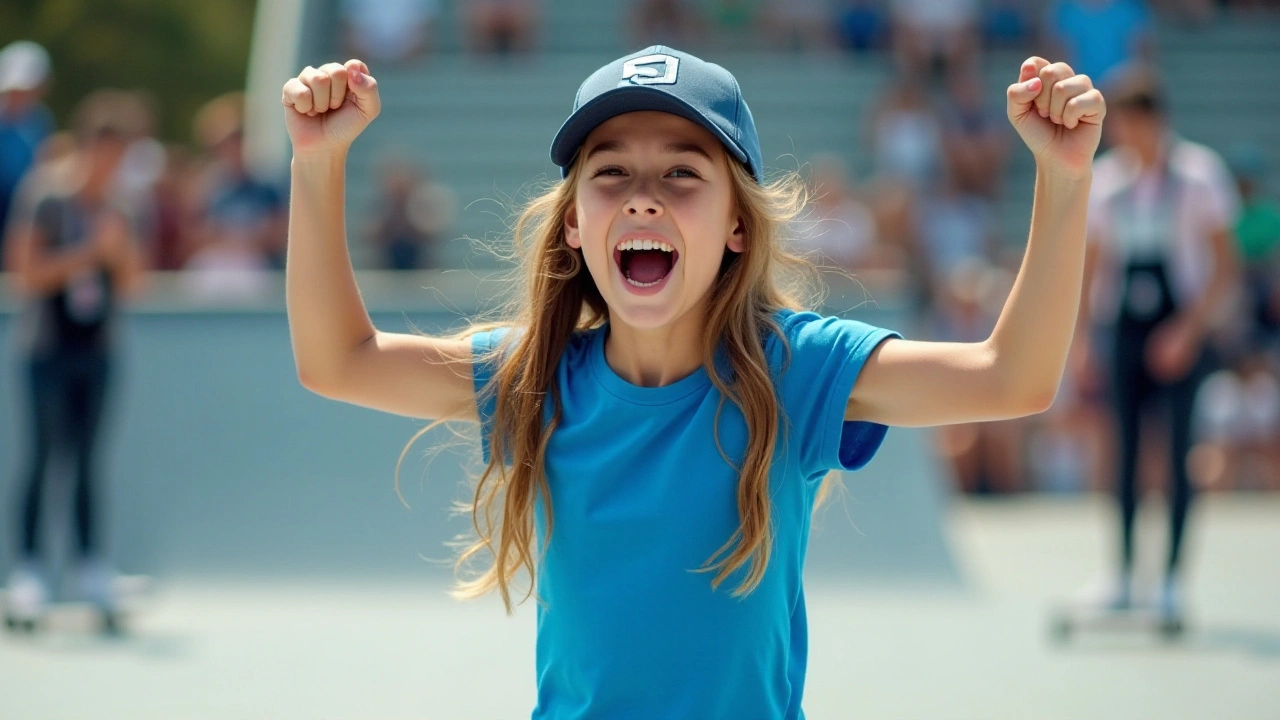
left=282, top=47, right=1103, bottom=718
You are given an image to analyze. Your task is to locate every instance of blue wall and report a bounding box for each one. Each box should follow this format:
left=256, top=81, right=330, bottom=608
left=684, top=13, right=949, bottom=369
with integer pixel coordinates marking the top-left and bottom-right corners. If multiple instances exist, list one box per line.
left=0, top=302, right=961, bottom=586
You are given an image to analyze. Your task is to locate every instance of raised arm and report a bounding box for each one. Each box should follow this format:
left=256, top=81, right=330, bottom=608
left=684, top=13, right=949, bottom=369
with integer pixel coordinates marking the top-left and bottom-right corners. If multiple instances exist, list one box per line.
left=283, top=59, right=476, bottom=421
left=847, top=57, right=1105, bottom=428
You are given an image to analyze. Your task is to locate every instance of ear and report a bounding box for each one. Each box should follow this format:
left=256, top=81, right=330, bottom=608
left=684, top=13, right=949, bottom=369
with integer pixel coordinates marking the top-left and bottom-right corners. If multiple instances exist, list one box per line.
left=564, top=205, right=581, bottom=249
left=726, top=213, right=746, bottom=254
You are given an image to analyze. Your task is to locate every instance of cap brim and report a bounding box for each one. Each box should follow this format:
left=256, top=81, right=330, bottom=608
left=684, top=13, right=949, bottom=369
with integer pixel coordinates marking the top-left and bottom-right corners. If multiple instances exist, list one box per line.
left=551, top=86, right=749, bottom=176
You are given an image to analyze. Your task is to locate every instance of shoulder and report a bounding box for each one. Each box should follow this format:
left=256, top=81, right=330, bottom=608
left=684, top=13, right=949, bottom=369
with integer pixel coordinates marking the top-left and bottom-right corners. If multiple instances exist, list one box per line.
left=1092, top=148, right=1133, bottom=188
left=769, top=308, right=898, bottom=368
left=470, top=324, right=599, bottom=368
left=1090, top=148, right=1139, bottom=204
left=470, top=325, right=516, bottom=357
left=27, top=184, right=74, bottom=226
left=1170, top=138, right=1233, bottom=187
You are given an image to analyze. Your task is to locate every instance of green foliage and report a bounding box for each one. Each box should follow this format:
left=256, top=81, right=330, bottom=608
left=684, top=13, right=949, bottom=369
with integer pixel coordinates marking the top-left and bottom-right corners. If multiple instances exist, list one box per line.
left=0, top=0, right=258, bottom=142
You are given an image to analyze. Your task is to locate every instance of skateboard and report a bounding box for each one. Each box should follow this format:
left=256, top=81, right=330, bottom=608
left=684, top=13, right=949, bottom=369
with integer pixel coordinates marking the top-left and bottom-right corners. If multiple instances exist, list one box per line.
left=2, top=574, right=153, bottom=636
left=1050, top=601, right=1185, bottom=643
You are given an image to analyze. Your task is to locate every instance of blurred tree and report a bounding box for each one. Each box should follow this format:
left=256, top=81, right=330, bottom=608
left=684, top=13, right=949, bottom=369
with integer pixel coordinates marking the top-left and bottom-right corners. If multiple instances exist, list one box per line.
left=0, top=0, right=257, bottom=142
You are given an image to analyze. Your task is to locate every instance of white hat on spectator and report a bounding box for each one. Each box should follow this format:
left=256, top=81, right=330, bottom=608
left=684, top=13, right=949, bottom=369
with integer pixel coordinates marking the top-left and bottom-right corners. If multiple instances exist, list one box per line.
left=0, top=40, right=52, bottom=92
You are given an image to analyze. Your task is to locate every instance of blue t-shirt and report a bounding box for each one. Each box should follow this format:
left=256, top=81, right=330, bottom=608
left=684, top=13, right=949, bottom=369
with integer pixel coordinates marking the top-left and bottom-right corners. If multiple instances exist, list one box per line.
left=471, top=309, right=899, bottom=720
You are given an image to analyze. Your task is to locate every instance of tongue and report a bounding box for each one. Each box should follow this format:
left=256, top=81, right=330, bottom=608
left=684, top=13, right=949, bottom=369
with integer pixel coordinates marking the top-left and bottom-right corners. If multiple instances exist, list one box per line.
left=626, top=251, right=672, bottom=284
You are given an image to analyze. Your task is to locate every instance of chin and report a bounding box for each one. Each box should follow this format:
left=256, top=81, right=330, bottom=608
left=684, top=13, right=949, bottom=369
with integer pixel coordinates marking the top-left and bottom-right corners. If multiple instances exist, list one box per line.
left=607, top=302, right=682, bottom=330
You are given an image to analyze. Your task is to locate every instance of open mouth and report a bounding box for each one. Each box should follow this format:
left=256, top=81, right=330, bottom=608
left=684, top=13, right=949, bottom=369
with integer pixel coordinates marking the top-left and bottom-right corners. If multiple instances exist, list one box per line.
left=614, top=239, right=679, bottom=288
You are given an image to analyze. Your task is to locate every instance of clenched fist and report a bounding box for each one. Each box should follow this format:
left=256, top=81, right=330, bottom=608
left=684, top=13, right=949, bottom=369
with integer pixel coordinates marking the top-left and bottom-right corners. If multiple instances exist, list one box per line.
left=1006, top=57, right=1106, bottom=178
left=282, top=59, right=381, bottom=156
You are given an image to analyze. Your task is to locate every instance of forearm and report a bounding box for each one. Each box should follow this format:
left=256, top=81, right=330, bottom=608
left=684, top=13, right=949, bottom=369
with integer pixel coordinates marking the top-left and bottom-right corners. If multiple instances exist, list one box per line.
left=285, top=151, right=378, bottom=385
left=21, top=244, right=101, bottom=295
left=989, top=168, right=1092, bottom=408
left=1181, top=242, right=1238, bottom=340
left=111, top=238, right=148, bottom=299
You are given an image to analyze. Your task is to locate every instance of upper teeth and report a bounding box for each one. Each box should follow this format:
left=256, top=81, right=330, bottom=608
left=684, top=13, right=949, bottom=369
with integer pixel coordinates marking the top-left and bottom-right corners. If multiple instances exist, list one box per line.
left=619, top=239, right=674, bottom=252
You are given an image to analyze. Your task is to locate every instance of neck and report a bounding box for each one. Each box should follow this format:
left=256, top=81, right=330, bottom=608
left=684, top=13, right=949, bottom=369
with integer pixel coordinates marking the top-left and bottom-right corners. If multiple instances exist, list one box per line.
left=1135, top=129, right=1168, bottom=170
left=604, top=306, right=708, bottom=387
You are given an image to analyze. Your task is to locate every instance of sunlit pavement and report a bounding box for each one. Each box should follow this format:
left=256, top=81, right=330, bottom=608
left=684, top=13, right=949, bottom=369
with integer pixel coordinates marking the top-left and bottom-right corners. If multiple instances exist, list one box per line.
left=5, top=495, right=1278, bottom=720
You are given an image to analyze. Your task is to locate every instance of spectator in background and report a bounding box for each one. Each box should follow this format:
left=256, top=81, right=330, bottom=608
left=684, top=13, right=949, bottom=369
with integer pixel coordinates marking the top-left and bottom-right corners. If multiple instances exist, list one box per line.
left=342, top=0, right=439, bottom=65
left=708, top=0, right=759, bottom=50
left=0, top=41, right=54, bottom=247
left=981, top=0, right=1038, bottom=49
left=1073, top=66, right=1241, bottom=619
left=630, top=0, right=706, bottom=50
left=931, top=258, right=1026, bottom=494
left=914, top=172, right=999, bottom=306
left=835, top=0, right=889, bottom=53
left=110, top=91, right=166, bottom=265
left=2, top=90, right=147, bottom=626
left=148, top=144, right=200, bottom=271
left=1191, top=351, right=1280, bottom=491
left=1043, top=0, right=1153, bottom=91
left=184, top=92, right=285, bottom=301
left=941, top=69, right=1011, bottom=201
left=761, top=0, right=835, bottom=52
left=796, top=155, right=883, bottom=273
left=1225, top=143, right=1280, bottom=349
left=466, top=0, right=540, bottom=56
left=368, top=159, right=456, bottom=270
left=888, top=0, right=980, bottom=81
left=866, top=76, right=943, bottom=194
left=1183, top=142, right=1280, bottom=493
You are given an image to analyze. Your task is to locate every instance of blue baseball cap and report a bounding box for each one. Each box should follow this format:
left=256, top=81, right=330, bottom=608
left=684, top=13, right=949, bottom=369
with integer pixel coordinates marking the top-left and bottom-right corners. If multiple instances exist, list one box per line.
left=550, top=46, right=763, bottom=182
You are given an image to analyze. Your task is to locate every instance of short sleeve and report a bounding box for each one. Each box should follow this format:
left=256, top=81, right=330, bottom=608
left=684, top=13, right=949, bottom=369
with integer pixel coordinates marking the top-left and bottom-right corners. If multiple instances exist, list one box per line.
left=1194, top=151, right=1242, bottom=236
left=31, top=195, right=61, bottom=238
left=1087, top=153, right=1123, bottom=243
left=471, top=328, right=510, bottom=465
left=776, top=311, right=901, bottom=478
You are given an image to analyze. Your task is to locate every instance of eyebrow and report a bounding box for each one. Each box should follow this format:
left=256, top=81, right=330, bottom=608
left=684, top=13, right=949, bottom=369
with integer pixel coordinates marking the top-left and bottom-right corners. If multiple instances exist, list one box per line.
left=583, top=140, right=716, bottom=164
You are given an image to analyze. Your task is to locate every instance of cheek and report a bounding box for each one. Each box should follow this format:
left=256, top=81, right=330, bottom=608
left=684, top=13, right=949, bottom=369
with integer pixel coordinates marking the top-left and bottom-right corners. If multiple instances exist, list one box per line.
left=679, top=218, right=732, bottom=280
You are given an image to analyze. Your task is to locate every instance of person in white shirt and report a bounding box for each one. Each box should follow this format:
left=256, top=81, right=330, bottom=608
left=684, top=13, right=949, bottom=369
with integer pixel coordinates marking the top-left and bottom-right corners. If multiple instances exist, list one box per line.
left=1074, top=64, right=1241, bottom=619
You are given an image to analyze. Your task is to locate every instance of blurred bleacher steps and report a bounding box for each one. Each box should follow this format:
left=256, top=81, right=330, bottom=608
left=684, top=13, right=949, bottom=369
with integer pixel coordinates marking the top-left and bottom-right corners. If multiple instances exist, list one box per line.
left=308, top=2, right=1280, bottom=269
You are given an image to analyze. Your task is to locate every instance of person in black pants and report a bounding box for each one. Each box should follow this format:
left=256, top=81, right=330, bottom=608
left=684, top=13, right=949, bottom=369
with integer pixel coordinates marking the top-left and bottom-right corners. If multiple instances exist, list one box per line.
left=3, top=90, right=145, bottom=623
left=1074, top=66, right=1241, bottom=619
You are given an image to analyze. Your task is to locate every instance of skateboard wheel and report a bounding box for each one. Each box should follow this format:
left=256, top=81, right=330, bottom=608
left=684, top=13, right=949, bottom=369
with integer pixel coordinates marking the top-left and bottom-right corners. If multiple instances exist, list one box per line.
left=5, top=617, right=36, bottom=634
left=1051, top=616, right=1072, bottom=643
left=101, top=612, right=122, bottom=636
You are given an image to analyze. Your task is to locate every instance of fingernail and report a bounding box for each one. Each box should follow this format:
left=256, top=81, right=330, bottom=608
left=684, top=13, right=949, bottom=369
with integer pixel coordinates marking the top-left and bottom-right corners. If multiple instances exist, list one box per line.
left=351, top=69, right=363, bottom=84
left=1025, top=78, right=1040, bottom=90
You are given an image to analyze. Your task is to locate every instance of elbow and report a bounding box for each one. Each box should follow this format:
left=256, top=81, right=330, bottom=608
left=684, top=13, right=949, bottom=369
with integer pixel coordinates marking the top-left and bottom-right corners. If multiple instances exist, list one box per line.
left=296, top=363, right=341, bottom=399
left=1025, top=386, right=1059, bottom=416
left=997, top=374, right=1060, bottom=419
left=1008, top=382, right=1059, bottom=418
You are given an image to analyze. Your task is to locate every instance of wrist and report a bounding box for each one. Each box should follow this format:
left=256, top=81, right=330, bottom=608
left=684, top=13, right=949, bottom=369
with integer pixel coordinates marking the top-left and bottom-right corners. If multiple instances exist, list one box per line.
left=1035, top=164, right=1093, bottom=189
left=292, top=148, right=349, bottom=173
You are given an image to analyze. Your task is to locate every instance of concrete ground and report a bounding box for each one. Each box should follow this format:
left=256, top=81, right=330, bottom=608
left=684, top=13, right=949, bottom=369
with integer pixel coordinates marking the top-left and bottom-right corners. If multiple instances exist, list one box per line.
left=4, top=495, right=1278, bottom=720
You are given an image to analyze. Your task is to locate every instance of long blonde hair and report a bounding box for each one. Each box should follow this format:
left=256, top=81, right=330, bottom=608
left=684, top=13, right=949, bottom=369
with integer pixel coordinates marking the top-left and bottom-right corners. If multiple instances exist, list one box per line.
left=404, top=154, right=826, bottom=613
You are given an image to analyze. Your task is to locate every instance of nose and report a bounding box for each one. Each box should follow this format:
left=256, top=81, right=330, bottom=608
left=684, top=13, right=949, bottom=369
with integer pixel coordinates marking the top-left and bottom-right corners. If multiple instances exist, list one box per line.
left=623, top=187, right=663, bottom=218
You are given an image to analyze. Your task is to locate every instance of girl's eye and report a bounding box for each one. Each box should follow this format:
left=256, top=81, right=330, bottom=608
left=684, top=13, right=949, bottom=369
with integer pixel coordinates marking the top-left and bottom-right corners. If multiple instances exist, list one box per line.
left=591, top=166, right=625, bottom=178
left=667, top=167, right=700, bottom=179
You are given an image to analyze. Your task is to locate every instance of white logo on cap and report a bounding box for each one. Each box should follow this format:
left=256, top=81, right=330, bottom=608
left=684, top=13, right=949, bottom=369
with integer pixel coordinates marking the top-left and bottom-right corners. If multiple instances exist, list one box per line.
left=622, top=54, right=679, bottom=86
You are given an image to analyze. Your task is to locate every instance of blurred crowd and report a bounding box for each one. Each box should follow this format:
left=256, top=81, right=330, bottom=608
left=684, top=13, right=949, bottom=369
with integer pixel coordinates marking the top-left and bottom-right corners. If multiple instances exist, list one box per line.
left=3, top=0, right=1279, bottom=498
left=0, top=40, right=456, bottom=304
